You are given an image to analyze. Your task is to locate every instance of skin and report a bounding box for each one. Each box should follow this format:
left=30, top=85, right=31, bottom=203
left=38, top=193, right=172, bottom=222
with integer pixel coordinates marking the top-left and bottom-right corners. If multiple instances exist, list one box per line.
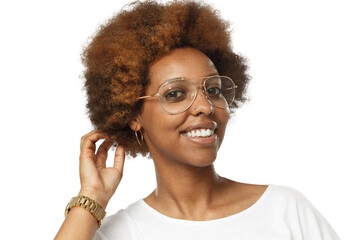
left=55, top=47, right=267, bottom=239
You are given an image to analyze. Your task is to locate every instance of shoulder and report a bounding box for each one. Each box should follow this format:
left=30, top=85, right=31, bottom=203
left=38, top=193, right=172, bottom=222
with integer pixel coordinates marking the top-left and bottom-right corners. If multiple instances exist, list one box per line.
left=225, top=183, right=340, bottom=239
left=94, top=200, right=143, bottom=240
left=228, top=183, right=306, bottom=212
left=266, top=184, right=307, bottom=202
left=259, top=184, right=321, bottom=217
left=262, top=185, right=340, bottom=239
left=263, top=184, right=333, bottom=216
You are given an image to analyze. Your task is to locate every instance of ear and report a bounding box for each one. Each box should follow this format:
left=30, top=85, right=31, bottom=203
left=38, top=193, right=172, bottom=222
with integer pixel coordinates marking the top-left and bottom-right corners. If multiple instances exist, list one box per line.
left=129, top=117, right=142, bottom=131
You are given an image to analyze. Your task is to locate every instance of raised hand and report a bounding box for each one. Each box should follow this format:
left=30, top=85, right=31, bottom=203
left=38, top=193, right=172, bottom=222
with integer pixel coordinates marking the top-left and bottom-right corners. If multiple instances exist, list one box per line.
left=78, top=129, right=125, bottom=208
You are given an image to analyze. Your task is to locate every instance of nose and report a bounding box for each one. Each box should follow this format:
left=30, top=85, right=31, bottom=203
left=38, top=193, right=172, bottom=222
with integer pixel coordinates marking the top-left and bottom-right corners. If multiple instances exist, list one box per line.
left=190, top=87, right=214, bottom=115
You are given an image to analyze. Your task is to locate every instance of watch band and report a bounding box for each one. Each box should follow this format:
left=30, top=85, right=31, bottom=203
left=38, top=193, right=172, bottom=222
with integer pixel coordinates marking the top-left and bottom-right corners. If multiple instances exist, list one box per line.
left=65, top=195, right=106, bottom=228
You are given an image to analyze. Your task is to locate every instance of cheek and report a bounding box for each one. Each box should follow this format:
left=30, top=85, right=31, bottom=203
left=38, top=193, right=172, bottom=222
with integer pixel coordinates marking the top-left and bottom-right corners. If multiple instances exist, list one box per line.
left=140, top=103, right=186, bottom=139
left=216, top=107, right=230, bottom=124
left=215, top=109, right=230, bottom=142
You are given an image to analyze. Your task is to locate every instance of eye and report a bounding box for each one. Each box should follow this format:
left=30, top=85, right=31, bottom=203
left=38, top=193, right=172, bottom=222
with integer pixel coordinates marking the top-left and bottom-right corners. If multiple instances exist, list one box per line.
left=164, top=89, right=187, bottom=102
left=206, top=86, right=222, bottom=97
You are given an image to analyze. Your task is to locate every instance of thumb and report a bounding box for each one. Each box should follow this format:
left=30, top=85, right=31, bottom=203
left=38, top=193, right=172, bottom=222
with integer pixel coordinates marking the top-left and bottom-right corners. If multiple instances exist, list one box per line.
left=113, top=145, right=125, bottom=174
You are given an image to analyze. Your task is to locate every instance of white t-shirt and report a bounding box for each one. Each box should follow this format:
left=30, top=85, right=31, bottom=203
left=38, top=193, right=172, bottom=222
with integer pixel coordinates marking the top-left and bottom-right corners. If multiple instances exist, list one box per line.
left=94, top=185, right=340, bottom=240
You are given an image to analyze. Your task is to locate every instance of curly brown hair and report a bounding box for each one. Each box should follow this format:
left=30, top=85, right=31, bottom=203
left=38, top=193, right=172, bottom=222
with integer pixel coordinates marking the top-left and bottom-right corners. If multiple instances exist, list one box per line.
left=82, top=0, right=250, bottom=157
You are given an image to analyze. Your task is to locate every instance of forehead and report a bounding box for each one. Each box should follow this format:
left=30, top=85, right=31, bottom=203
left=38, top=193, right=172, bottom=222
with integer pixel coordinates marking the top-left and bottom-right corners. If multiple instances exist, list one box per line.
left=148, top=48, right=218, bottom=90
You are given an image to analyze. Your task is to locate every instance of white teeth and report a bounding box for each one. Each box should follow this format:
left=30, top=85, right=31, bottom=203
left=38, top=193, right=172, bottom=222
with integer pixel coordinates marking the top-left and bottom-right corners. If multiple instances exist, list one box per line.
left=184, top=128, right=214, bottom=137
left=206, top=129, right=211, bottom=136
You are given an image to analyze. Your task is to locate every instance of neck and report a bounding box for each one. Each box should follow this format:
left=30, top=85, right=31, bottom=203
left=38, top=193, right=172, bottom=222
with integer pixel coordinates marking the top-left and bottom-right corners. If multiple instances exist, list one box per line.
left=150, top=159, right=228, bottom=218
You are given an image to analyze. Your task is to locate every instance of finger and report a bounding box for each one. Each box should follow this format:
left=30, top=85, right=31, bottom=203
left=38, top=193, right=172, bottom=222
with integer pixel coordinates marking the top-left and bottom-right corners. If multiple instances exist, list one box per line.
left=113, top=145, right=125, bottom=174
left=80, top=131, right=109, bottom=164
left=80, top=131, right=109, bottom=153
left=95, top=139, right=114, bottom=169
left=80, top=130, right=98, bottom=148
left=80, top=129, right=106, bottom=151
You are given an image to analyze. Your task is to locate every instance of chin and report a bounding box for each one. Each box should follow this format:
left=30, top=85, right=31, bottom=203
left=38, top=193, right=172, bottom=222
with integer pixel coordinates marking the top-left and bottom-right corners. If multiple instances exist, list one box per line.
left=182, top=152, right=218, bottom=168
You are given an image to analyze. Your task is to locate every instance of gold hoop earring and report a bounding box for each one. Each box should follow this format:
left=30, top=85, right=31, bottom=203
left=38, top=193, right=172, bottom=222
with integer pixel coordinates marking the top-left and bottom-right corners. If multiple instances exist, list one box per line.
left=135, top=130, right=144, bottom=146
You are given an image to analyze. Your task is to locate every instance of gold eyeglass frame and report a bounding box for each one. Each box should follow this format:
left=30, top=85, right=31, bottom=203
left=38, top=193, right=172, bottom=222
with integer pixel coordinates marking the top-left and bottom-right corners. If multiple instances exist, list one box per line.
left=137, top=75, right=238, bottom=115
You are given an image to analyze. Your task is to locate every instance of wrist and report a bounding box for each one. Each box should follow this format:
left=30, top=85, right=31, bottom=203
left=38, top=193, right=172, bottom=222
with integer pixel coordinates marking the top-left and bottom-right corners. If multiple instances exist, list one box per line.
left=78, top=188, right=110, bottom=209
left=65, top=195, right=106, bottom=228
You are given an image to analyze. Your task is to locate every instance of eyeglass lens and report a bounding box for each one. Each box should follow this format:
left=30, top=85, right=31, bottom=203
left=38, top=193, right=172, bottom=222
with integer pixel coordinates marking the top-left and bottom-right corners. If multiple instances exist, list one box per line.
left=158, top=76, right=236, bottom=114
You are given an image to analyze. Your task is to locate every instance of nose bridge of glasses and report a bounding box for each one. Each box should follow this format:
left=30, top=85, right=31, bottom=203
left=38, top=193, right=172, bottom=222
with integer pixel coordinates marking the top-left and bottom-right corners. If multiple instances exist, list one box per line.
left=193, top=84, right=213, bottom=107
left=195, top=79, right=208, bottom=96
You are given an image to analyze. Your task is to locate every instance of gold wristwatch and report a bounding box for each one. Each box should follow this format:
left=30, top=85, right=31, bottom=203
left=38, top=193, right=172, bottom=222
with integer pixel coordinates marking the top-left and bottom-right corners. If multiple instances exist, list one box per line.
left=65, top=195, right=106, bottom=228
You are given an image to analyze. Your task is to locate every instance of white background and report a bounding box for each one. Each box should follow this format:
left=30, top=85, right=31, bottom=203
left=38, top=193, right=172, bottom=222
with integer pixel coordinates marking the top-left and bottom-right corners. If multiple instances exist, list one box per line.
left=0, top=0, right=359, bottom=239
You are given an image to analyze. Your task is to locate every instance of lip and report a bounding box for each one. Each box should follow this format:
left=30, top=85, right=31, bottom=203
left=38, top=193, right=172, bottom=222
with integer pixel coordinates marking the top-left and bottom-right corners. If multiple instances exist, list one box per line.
left=180, top=133, right=217, bottom=145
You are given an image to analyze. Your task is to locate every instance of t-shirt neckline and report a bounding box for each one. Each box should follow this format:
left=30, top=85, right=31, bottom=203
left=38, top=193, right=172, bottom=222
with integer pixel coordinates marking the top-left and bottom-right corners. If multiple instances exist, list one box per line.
left=138, top=184, right=272, bottom=225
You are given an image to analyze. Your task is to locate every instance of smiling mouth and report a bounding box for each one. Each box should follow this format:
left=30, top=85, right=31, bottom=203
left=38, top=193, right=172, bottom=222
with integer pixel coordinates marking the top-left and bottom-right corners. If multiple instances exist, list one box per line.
left=182, top=128, right=215, bottom=138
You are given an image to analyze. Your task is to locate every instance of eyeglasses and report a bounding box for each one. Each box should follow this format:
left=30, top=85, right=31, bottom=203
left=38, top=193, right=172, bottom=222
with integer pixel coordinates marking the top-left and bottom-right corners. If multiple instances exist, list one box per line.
left=138, top=75, right=237, bottom=115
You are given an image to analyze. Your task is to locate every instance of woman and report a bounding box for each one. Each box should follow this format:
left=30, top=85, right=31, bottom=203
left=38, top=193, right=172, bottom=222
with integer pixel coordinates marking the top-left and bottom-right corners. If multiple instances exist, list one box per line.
left=55, top=1, right=340, bottom=239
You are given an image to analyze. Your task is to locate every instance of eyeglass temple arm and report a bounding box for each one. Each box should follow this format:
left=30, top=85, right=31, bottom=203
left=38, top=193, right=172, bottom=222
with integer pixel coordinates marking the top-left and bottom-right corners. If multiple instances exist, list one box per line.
left=223, top=85, right=238, bottom=91
left=137, top=93, right=159, bottom=100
